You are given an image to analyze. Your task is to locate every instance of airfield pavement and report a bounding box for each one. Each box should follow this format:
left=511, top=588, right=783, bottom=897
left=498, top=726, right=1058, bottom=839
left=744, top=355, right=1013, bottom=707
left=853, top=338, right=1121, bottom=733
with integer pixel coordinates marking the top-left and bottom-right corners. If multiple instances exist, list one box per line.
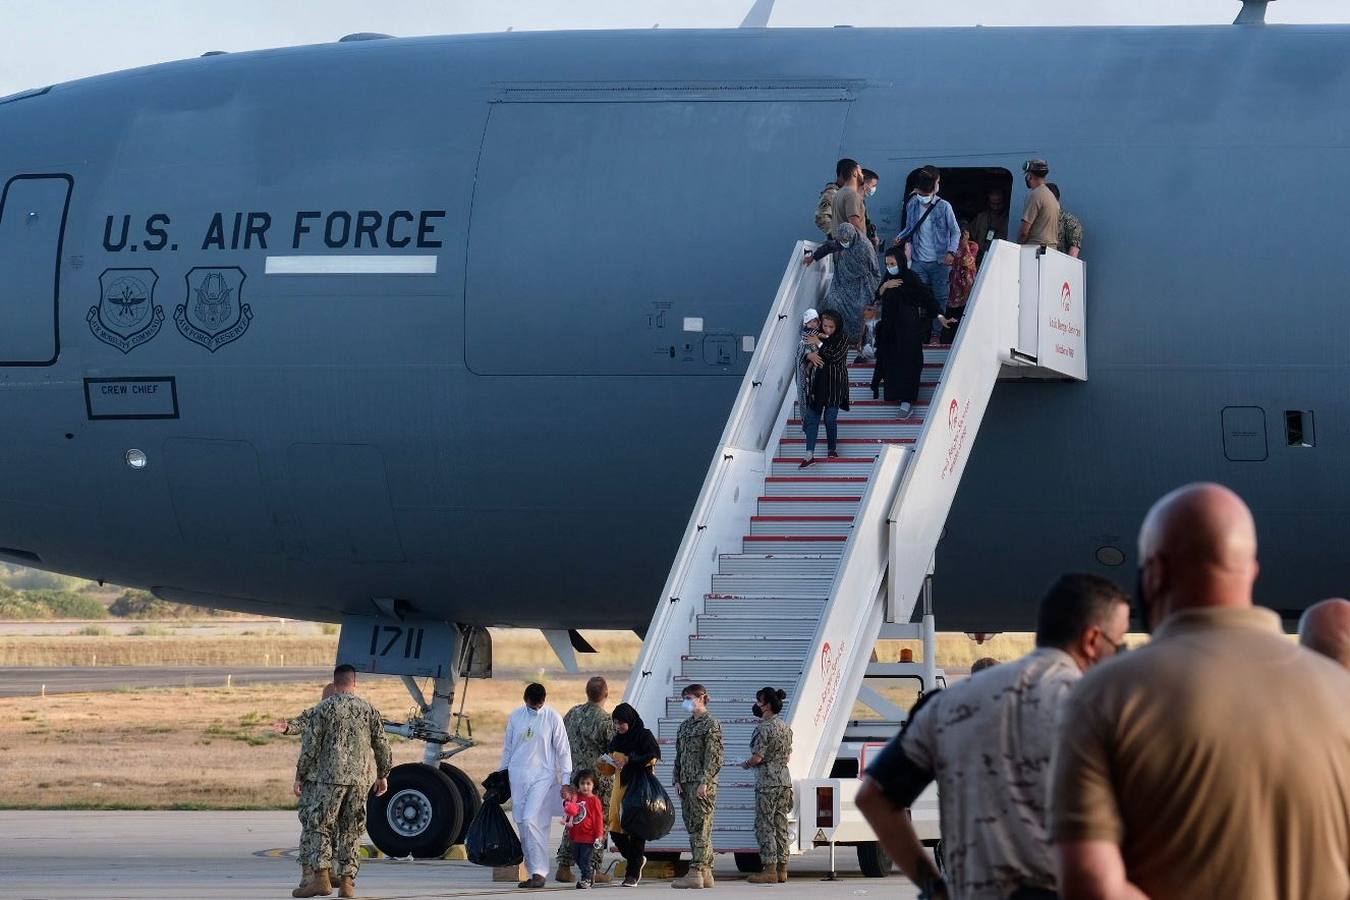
left=0, top=811, right=920, bottom=900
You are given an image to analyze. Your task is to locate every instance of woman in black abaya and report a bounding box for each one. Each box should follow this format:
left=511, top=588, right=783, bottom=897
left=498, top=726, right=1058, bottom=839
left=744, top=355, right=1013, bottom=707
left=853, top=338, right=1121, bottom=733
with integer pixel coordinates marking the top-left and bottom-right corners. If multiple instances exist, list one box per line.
left=874, top=247, right=953, bottom=418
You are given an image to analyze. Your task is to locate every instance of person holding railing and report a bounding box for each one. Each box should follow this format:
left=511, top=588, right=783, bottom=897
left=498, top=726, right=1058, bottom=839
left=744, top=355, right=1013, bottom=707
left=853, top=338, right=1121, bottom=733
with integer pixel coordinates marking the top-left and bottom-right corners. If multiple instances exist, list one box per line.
left=804, top=221, right=880, bottom=347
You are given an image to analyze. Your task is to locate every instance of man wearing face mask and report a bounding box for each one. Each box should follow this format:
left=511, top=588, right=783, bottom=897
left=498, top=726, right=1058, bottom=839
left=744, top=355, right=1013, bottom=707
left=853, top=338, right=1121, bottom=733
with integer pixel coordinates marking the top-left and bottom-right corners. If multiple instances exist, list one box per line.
left=1050, top=483, right=1350, bottom=900
left=861, top=168, right=881, bottom=250
left=499, top=682, right=573, bottom=889
left=856, top=573, right=1130, bottom=900
left=1018, top=160, right=1060, bottom=248
left=892, top=166, right=960, bottom=343
left=830, top=160, right=867, bottom=240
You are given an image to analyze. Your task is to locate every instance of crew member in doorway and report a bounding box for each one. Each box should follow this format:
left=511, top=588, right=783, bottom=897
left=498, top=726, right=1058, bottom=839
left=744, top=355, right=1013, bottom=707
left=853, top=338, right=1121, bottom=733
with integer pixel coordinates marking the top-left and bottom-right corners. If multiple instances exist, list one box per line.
left=875, top=248, right=950, bottom=420
left=942, top=223, right=979, bottom=343
left=1018, top=160, right=1061, bottom=248
left=293, top=665, right=393, bottom=900
left=799, top=309, right=851, bottom=468
left=556, top=677, right=616, bottom=884
left=857, top=574, right=1129, bottom=900
left=603, top=703, right=661, bottom=887
left=1298, top=597, right=1350, bottom=669
left=672, top=684, right=724, bottom=889
left=743, top=687, right=793, bottom=885
left=971, top=188, right=1009, bottom=258
left=499, top=683, right=573, bottom=889
left=1044, top=183, right=1083, bottom=258
left=893, top=167, right=960, bottom=343
left=805, top=221, right=881, bottom=345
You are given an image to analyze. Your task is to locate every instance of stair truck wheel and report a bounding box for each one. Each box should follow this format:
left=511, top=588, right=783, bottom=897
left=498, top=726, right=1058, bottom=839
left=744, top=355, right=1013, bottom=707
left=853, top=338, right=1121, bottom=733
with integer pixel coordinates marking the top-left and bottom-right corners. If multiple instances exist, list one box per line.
left=439, top=762, right=482, bottom=845
left=367, top=762, right=464, bottom=858
left=734, top=852, right=764, bottom=873
left=857, top=841, right=894, bottom=878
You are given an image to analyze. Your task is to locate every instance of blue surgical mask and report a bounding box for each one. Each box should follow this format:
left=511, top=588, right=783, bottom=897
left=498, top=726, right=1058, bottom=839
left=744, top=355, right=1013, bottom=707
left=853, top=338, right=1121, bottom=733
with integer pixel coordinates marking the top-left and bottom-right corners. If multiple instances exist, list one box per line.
left=867, top=185, right=877, bottom=197
left=681, top=698, right=696, bottom=714
left=886, top=264, right=899, bottom=275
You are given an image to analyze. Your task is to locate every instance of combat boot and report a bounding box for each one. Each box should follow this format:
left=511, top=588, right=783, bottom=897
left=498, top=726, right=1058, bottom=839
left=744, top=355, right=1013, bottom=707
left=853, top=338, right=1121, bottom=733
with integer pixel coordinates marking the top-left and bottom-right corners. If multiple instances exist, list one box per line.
left=671, top=869, right=704, bottom=889
left=777, top=863, right=788, bottom=883
left=556, top=864, right=575, bottom=883
left=338, top=874, right=356, bottom=898
left=329, top=869, right=341, bottom=890
left=292, top=867, right=333, bottom=897
left=747, top=868, right=777, bottom=885
left=702, top=867, right=715, bottom=888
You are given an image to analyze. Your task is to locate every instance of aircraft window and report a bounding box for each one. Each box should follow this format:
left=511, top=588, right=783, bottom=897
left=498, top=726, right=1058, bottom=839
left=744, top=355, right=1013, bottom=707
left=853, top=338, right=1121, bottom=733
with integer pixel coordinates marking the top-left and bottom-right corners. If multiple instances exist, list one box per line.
left=898, top=166, right=1014, bottom=256
left=1221, top=406, right=1268, bottom=462
left=1284, top=410, right=1315, bottom=448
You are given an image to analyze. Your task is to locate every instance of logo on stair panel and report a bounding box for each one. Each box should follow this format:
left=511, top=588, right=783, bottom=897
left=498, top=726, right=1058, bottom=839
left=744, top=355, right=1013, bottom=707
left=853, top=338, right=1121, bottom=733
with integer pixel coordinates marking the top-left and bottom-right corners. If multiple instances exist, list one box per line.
left=175, top=267, right=252, bottom=352
left=813, top=639, right=846, bottom=728
left=942, top=398, right=971, bottom=481
left=1061, top=280, right=1072, bottom=312
left=88, top=268, right=164, bottom=353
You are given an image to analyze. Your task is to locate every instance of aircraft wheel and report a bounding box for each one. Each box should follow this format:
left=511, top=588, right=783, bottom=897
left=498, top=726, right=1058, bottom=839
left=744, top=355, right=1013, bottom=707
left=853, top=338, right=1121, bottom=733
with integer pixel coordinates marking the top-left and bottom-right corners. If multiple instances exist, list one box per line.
left=367, top=763, right=464, bottom=858
left=857, top=841, right=894, bottom=878
left=439, top=762, right=482, bottom=845
left=734, top=852, right=763, bottom=873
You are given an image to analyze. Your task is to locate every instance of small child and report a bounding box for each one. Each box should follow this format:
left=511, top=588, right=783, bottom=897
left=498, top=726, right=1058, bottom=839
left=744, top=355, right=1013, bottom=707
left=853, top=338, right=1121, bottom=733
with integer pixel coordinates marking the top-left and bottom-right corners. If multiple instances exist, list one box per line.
left=564, top=770, right=607, bottom=889
left=858, top=303, right=879, bottom=365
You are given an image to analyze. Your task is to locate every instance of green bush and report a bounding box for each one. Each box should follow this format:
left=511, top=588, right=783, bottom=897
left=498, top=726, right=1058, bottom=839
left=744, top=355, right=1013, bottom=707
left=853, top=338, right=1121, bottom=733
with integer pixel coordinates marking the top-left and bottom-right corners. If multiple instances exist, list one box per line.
left=24, top=590, right=108, bottom=619
left=0, top=565, right=81, bottom=592
left=107, top=589, right=227, bottom=619
left=0, top=596, right=51, bottom=619
left=77, top=624, right=110, bottom=636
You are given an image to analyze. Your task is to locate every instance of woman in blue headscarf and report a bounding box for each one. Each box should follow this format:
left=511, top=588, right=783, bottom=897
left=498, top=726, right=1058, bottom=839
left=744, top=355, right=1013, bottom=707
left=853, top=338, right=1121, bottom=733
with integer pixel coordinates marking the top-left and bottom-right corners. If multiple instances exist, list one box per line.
left=804, top=221, right=881, bottom=347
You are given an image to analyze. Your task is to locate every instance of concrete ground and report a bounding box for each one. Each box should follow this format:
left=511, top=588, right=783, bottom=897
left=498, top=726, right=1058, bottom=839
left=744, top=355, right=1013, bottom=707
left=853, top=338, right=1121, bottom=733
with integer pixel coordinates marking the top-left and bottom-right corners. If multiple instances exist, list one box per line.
left=0, top=811, right=919, bottom=900
left=0, top=665, right=332, bottom=696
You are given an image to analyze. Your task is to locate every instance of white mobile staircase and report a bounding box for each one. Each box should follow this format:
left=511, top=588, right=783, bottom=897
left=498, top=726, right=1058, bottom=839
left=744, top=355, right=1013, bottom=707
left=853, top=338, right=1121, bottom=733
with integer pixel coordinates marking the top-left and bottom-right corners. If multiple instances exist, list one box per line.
left=626, top=240, right=1086, bottom=857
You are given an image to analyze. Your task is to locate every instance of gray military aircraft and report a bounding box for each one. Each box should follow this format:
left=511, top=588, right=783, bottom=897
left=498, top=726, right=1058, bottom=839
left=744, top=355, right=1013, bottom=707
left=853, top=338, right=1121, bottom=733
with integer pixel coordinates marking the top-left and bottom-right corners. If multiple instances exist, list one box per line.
left=0, top=0, right=1343, bottom=854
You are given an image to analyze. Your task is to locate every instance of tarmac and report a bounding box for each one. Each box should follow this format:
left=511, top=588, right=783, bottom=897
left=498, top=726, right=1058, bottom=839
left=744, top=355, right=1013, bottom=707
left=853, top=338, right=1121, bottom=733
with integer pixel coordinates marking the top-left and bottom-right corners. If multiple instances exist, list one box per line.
left=0, top=665, right=332, bottom=696
left=0, top=811, right=920, bottom=900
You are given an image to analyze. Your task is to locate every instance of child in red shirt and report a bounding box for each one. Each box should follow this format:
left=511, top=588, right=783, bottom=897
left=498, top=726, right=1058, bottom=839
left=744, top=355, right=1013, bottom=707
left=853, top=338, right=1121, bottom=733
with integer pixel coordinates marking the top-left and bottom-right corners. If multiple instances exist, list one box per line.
left=562, top=769, right=607, bottom=888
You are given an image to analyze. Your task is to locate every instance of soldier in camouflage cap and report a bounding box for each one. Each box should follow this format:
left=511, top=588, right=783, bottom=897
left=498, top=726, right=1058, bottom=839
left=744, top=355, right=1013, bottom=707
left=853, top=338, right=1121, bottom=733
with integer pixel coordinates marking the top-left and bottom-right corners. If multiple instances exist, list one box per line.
left=555, top=676, right=616, bottom=883
left=673, top=683, right=724, bottom=889
left=743, top=687, right=793, bottom=884
left=292, top=665, right=393, bottom=899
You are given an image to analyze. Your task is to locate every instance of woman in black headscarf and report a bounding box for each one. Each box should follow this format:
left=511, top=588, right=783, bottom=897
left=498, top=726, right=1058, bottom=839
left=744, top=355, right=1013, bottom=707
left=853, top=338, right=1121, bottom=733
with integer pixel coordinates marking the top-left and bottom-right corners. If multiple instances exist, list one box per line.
left=604, top=703, right=661, bottom=887
left=874, top=246, right=953, bottom=418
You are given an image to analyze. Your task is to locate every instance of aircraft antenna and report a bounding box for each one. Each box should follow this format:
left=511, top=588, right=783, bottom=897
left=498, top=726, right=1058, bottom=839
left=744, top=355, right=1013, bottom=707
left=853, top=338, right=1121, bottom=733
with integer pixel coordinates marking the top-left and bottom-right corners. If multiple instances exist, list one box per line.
left=740, top=0, right=775, bottom=28
left=1234, top=0, right=1272, bottom=24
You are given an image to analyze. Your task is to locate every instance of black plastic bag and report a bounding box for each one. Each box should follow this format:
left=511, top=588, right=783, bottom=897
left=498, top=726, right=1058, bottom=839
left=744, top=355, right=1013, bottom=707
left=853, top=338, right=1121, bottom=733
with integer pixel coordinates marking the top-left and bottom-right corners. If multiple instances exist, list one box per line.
left=481, top=769, right=512, bottom=805
left=465, top=800, right=523, bottom=867
left=620, top=768, right=675, bottom=841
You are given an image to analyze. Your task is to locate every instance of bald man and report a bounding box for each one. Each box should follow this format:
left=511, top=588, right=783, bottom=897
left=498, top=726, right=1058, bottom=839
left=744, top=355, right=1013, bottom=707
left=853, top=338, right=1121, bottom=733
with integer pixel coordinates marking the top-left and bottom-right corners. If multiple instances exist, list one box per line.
left=1299, top=597, right=1350, bottom=668
left=1049, top=484, right=1350, bottom=900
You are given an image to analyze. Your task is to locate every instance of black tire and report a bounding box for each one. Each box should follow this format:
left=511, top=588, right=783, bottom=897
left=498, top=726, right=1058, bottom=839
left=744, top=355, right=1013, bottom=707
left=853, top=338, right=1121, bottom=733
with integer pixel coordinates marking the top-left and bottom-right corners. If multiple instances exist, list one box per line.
left=367, top=763, right=464, bottom=859
left=439, top=763, right=482, bottom=846
left=734, top=852, right=764, bottom=874
left=857, top=841, right=894, bottom=878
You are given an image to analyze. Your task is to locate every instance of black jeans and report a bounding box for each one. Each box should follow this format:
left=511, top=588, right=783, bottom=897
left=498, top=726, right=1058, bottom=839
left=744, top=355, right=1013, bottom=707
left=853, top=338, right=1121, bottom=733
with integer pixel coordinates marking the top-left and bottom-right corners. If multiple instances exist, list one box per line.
left=572, top=841, right=594, bottom=881
left=1007, top=888, right=1058, bottom=900
left=609, top=832, right=645, bottom=874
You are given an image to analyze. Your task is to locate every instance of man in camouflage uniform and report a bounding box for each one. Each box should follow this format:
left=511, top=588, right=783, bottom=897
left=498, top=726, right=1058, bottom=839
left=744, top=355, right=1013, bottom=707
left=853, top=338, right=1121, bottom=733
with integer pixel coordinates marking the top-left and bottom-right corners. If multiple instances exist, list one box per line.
left=673, top=684, right=724, bottom=889
left=555, top=676, right=616, bottom=883
left=1046, top=182, right=1084, bottom=258
left=293, top=664, right=393, bottom=899
left=273, top=683, right=339, bottom=890
left=744, top=688, right=793, bottom=884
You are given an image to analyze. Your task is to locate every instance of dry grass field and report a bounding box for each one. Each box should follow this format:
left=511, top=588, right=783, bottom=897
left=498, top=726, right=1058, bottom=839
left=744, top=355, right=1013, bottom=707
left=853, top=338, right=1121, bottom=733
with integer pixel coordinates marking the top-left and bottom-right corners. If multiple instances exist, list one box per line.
left=0, top=629, right=1038, bottom=809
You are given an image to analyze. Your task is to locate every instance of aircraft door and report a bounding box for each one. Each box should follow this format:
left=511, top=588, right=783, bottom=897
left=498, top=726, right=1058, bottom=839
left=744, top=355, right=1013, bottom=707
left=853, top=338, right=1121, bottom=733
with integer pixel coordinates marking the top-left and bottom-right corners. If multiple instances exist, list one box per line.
left=0, top=174, right=71, bottom=365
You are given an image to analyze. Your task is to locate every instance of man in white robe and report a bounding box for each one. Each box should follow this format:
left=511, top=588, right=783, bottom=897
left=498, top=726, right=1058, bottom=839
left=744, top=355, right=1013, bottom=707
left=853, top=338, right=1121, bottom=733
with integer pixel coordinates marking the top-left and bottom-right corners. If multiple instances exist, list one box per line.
left=499, top=682, right=572, bottom=888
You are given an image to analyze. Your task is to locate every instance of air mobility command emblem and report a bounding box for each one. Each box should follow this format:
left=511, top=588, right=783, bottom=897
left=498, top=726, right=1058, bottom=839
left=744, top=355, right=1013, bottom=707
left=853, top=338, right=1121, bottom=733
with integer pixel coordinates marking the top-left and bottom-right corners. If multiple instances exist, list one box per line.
left=88, top=268, right=164, bottom=353
left=174, top=266, right=252, bottom=352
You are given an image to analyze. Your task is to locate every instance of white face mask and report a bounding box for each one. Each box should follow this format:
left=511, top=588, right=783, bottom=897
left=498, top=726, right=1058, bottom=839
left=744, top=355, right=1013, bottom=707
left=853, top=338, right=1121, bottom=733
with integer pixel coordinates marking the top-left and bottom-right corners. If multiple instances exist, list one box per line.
left=867, top=185, right=877, bottom=197
left=886, top=264, right=899, bottom=275
left=681, top=698, right=696, bottom=714
left=839, top=240, right=852, bottom=249
left=918, top=193, right=935, bottom=204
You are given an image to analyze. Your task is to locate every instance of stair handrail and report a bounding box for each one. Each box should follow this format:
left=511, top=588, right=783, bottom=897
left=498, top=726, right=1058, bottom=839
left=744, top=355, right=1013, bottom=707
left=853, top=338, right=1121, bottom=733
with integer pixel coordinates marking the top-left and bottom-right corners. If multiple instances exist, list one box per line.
left=783, top=444, right=909, bottom=780
left=626, top=241, right=826, bottom=726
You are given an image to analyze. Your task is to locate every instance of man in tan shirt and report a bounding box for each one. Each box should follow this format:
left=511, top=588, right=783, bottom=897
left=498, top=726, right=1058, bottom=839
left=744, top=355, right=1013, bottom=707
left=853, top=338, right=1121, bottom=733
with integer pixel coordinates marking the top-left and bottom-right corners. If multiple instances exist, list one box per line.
left=1299, top=597, right=1350, bottom=668
left=831, top=160, right=866, bottom=240
left=1050, top=483, right=1350, bottom=900
left=1018, top=159, right=1060, bottom=247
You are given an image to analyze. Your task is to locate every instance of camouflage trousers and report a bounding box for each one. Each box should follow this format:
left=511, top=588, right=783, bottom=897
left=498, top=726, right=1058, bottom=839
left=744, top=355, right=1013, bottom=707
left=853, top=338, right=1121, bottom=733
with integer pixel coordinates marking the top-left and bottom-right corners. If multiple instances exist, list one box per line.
left=298, top=781, right=367, bottom=877
left=679, top=781, right=718, bottom=870
left=556, top=776, right=612, bottom=868
left=754, top=786, right=793, bottom=865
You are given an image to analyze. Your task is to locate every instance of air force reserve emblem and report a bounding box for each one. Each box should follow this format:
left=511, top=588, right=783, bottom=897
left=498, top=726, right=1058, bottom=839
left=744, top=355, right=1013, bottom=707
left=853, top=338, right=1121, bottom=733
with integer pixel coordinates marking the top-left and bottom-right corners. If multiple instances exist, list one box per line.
left=88, top=268, right=164, bottom=353
left=174, top=266, right=252, bottom=352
